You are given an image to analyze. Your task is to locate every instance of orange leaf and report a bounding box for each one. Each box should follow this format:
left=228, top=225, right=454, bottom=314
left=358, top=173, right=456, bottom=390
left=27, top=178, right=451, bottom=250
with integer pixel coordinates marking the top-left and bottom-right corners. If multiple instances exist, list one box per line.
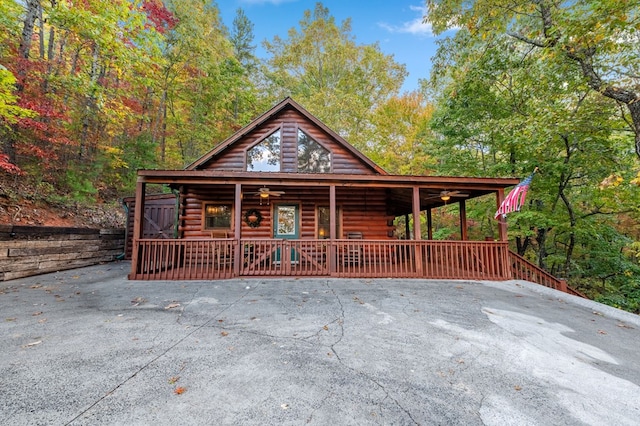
left=174, top=387, right=186, bottom=395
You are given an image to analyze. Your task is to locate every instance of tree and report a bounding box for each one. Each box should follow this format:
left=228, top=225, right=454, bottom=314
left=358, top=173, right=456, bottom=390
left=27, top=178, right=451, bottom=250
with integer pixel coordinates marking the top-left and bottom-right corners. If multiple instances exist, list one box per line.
left=0, top=66, right=36, bottom=174
left=369, top=91, right=436, bottom=175
left=426, top=0, right=640, bottom=162
left=426, top=28, right=640, bottom=305
left=263, top=2, right=407, bottom=150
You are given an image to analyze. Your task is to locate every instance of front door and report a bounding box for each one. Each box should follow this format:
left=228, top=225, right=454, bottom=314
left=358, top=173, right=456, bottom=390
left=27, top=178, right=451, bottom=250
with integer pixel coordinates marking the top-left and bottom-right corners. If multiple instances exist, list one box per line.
left=274, top=204, right=299, bottom=263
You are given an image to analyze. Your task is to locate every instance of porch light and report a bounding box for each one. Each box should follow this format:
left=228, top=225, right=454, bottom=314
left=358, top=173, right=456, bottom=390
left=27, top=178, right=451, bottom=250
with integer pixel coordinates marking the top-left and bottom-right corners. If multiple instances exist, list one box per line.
left=440, top=194, right=450, bottom=202
left=206, top=205, right=222, bottom=215
left=259, top=191, right=269, bottom=205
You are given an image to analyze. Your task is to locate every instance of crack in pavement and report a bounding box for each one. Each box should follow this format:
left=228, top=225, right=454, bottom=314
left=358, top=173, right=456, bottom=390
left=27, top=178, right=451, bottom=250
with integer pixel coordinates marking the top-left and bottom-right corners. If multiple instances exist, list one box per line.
left=318, top=281, right=419, bottom=425
left=64, top=283, right=260, bottom=425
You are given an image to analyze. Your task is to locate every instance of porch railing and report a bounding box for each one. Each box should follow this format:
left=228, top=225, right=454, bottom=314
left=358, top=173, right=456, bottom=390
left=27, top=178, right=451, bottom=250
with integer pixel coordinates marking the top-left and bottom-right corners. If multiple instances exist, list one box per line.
left=508, top=251, right=586, bottom=297
left=129, top=238, right=511, bottom=281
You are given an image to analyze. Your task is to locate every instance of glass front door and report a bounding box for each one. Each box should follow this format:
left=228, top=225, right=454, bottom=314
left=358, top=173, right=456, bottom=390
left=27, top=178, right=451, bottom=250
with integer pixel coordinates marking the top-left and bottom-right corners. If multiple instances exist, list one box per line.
left=274, top=204, right=299, bottom=262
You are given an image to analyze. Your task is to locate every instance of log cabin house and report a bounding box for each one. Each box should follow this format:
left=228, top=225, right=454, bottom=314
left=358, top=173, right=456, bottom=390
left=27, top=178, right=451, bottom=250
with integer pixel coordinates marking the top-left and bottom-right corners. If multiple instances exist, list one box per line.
left=127, top=98, right=571, bottom=293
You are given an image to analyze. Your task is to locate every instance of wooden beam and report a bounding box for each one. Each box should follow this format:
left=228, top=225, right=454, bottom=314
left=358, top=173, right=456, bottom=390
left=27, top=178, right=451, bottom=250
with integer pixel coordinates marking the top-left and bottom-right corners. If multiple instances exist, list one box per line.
left=404, top=214, right=410, bottom=239
left=137, top=169, right=520, bottom=188
left=426, top=209, right=433, bottom=240
left=412, top=186, right=423, bottom=275
left=234, top=183, right=242, bottom=276
left=129, top=180, right=145, bottom=279
left=412, top=186, right=421, bottom=240
left=496, top=189, right=507, bottom=241
left=329, top=184, right=336, bottom=273
left=460, top=200, right=468, bottom=241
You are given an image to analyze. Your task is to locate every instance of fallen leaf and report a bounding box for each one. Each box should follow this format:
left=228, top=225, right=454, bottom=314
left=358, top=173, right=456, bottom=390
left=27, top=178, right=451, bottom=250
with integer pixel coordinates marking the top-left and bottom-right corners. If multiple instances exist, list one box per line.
left=164, top=303, right=180, bottom=310
left=323, top=325, right=329, bottom=331
left=221, top=331, right=229, bottom=337
left=23, top=340, right=42, bottom=348
left=5, top=318, right=16, bottom=322
left=281, top=403, right=289, bottom=410
left=174, top=387, right=186, bottom=395
left=168, top=376, right=180, bottom=384
left=32, top=312, right=43, bottom=316
left=38, top=319, right=47, bottom=323
left=131, top=297, right=146, bottom=306
left=617, top=322, right=633, bottom=329
left=218, top=319, right=224, bottom=323
left=514, top=385, right=522, bottom=391
left=598, top=330, right=607, bottom=335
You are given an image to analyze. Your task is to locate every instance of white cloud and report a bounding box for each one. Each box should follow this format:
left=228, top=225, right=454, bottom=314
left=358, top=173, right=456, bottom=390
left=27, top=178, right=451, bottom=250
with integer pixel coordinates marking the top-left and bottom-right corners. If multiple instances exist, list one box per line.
left=379, top=4, right=433, bottom=36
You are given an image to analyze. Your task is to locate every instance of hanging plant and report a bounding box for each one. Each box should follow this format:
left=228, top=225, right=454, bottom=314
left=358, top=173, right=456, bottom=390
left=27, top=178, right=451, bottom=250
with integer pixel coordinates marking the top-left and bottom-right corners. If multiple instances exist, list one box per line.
left=244, top=208, right=262, bottom=228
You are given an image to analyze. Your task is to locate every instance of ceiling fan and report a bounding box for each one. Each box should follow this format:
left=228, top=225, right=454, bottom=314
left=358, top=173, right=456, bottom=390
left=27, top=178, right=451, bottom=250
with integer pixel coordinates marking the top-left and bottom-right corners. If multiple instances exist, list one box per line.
left=253, top=186, right=285, bottom=204
left=426, top=190, right=470, bottom=202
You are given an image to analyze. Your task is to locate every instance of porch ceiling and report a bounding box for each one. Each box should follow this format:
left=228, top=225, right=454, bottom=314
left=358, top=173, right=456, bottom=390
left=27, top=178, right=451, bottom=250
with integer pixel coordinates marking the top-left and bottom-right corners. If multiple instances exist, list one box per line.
left=138, top=170, right=519, bottom=216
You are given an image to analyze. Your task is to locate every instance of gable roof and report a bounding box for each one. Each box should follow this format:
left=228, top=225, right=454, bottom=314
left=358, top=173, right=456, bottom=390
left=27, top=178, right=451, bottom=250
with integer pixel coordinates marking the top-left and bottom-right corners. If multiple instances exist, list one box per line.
left=185, top=97, right=387, bottom=175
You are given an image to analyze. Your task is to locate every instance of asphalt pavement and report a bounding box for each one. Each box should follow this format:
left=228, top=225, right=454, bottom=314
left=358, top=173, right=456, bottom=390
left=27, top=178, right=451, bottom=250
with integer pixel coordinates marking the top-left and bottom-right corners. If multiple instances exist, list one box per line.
left=1, top=261, right=639, bottom=425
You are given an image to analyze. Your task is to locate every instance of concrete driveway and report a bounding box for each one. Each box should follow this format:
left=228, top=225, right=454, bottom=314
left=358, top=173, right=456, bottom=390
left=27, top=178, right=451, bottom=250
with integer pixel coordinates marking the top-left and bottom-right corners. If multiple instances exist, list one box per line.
left=1, top=262, right=639, bottom=425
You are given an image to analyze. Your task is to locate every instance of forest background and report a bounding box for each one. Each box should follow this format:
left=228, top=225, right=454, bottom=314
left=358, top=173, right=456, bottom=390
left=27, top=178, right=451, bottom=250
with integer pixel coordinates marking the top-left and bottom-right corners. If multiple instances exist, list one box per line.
left=0, top=0, right=638, bottom=312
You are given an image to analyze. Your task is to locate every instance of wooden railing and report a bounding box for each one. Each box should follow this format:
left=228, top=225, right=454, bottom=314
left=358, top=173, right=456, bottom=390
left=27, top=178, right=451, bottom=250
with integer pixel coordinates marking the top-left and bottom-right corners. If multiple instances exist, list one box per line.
left=132, top=238, right=235, bottom=280
left=129, top=238, right=583, bottom=296
left=509, top=251, right=569, bottom=293
left=130, top=238, right=511, bottom=281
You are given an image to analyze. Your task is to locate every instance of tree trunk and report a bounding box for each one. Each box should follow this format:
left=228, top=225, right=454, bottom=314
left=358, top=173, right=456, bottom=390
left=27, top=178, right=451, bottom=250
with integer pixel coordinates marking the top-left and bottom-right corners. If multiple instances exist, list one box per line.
left=38, top=2, right=45, bottom=59
left=516, top=235, right=530, bottom=256
left=535, top=227, right=548, bottom=270
left=19, top=0, right=40, bottom=61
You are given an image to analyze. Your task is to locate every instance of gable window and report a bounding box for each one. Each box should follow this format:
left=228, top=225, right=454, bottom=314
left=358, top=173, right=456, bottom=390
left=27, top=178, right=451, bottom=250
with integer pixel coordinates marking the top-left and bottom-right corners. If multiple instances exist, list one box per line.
left=203, top=204, right=232, bottom=230
left=317, top=206, right=340, bottom=239
left=247, top=130, right=281, bottom=172
left=298, top=129, right=331, bottom=173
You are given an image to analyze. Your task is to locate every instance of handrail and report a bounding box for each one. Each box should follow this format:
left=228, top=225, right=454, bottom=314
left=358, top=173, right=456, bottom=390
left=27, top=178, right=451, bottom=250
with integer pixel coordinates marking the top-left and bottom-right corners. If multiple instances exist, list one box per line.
left=508, top=251, right=585, bottom=297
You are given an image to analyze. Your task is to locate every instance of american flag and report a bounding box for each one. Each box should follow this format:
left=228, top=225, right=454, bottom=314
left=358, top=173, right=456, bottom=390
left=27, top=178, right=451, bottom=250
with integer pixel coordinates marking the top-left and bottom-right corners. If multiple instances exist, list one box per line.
left=494, top=171, right=536, bottom=219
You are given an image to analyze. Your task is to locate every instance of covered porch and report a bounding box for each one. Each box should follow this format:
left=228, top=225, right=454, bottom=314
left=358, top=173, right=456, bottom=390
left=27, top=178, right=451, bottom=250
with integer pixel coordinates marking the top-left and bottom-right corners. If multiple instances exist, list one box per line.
left=129, top=171, right=520, bottom=281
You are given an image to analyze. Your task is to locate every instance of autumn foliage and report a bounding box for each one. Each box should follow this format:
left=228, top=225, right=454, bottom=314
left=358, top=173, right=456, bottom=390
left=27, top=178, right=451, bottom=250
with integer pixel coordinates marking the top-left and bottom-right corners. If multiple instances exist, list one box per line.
left=0, top=0, right=257, bottom=199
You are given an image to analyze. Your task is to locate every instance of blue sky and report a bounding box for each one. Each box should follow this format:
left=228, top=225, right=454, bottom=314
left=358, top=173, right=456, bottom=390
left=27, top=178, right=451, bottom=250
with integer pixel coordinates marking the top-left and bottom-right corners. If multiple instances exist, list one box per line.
left=217, top=0, right=442, bottom=93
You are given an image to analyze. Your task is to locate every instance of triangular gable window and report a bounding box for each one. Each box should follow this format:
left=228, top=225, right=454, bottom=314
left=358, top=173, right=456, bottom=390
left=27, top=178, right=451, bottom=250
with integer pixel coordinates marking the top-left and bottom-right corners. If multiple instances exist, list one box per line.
left=247, top=130, right=281, bottom=172
left=298, top=129, right=330, bottom=173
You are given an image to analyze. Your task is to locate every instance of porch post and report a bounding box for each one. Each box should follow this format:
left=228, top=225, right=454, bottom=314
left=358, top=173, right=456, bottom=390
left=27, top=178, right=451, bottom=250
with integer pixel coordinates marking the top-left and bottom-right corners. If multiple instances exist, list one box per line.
left=404, top=214, right=411, bottom=239
left=412, top=186, right=424, bottom=275
left=234, top=183, right=242, bottom=276
left=329, top=184, right=337, bottom=273
left=496, top=189, right=507, bottom=241
left=129, top=178, right=145, bottom=279
left=412, top=186, right=421, bottom=240
left=459, top=200, right=468, bottom=241
left=426, top=209, right=433, bottom=240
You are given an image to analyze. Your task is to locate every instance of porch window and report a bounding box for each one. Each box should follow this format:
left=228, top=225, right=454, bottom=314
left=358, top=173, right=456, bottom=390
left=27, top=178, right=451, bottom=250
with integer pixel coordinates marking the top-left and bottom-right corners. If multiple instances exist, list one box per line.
left=298, top=129, right=330, bottom=173
left=203, top=204, right=232, bottom=230
left=317, top=206, right=340, bottom=239
left=247, top=130, right=281, bottom=171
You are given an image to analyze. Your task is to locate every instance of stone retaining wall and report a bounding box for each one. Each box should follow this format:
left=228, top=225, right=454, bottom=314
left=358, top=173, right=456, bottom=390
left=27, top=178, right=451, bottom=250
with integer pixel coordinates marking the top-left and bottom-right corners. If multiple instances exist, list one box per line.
left=0, top=225, right=125, bottom=281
